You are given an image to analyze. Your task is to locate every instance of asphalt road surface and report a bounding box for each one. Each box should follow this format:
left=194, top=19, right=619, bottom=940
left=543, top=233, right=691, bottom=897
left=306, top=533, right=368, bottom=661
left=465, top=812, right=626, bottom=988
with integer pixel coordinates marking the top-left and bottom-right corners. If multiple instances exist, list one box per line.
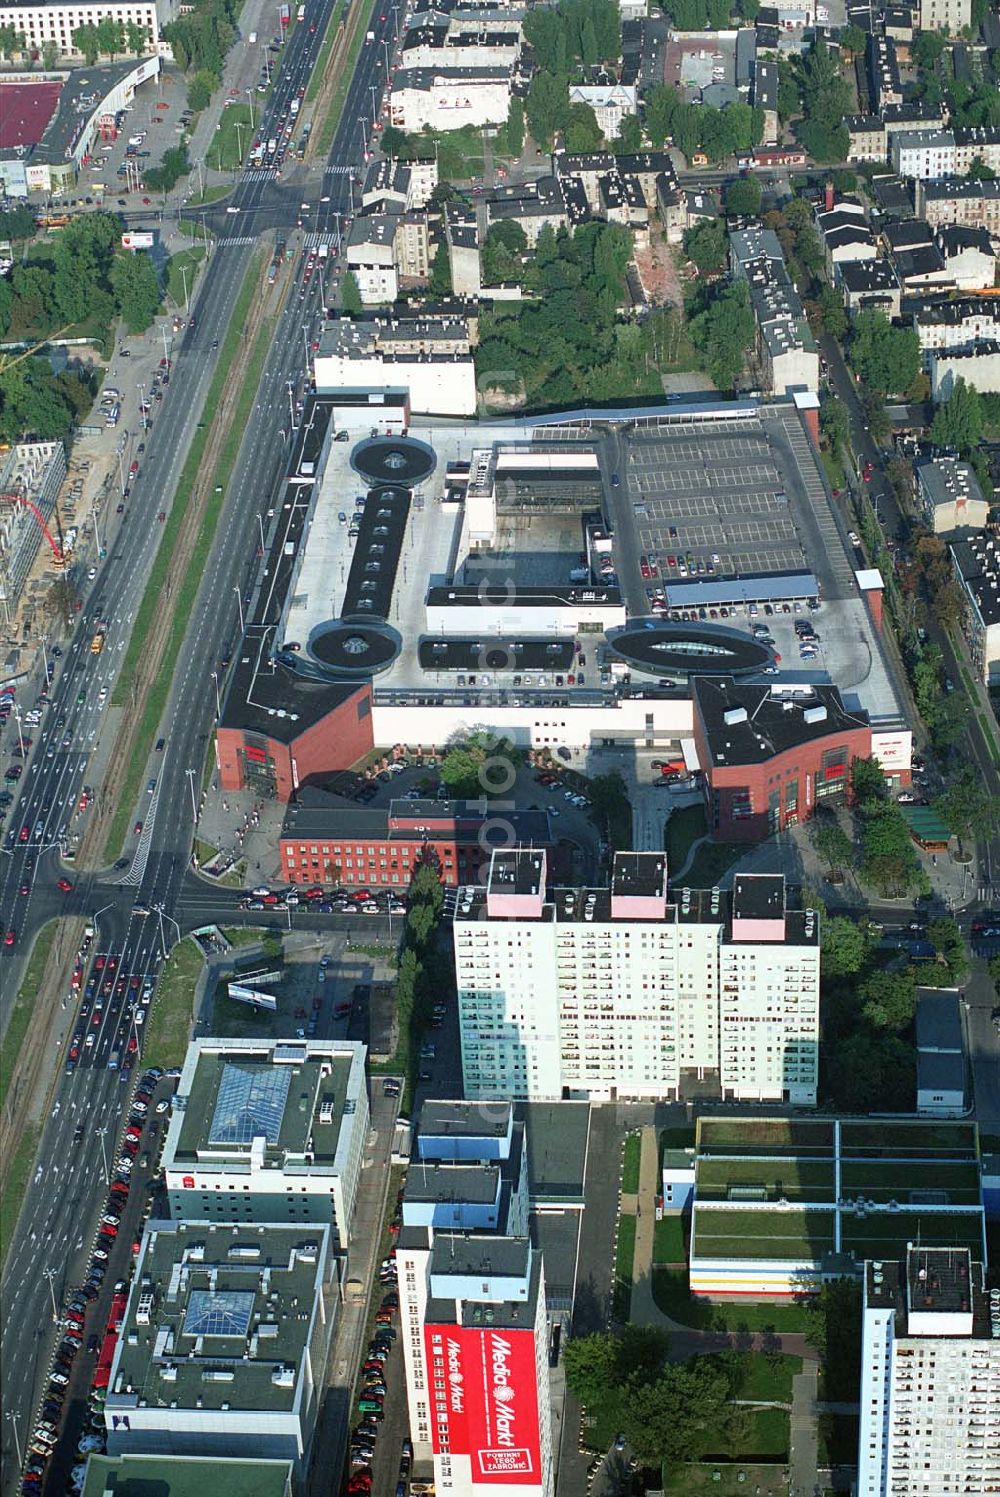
left=0, top=0, right=399, bottom=1487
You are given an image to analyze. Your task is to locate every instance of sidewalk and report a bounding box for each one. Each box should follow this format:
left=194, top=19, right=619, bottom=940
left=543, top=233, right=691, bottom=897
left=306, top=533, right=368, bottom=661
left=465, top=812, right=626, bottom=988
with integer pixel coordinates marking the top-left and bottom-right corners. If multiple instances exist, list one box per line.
left=790, top=1365, right=820, bottom=1497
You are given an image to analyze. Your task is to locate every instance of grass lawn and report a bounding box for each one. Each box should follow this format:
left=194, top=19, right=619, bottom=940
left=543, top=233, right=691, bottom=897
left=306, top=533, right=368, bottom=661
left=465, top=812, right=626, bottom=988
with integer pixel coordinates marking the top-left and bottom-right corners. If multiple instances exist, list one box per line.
left=404, top=125, right=484, bottom=179
left=621, top=1131, right=641, bottom=1195
left=613, top=1213, right=636, bottom=1321
left=193, top=837, right=217, bottom=865
left=141, top=936, right=203, bottom=1069
left=698, top=1118, right=834, bottom=1153
left=817, top=1413, right=859, bottom=1468
left=0, top=922, right=56, bottom=1114
left=580, top=1394, right=625, bottom=1454
left=166, top=246, right=205, bottom=308
left=653, top=1214, right=686, bottom=1264
left=208, top=103, right=254, bottom=172
left=820, top=446, right=845, bottom=493
left=104, top=255, right=267, bottom=859
left=702, top=1408, right=789, bottom=1462
left=177, top=218, right=211, bottom=239
left=187, top=184, right=231, bottom=207
left=840, top=1120, right=977, bottom=1156
left=652, top=1267, right=814, bottom=1332
left=664, top=804, right=744, bottom=887
left=662, top=1464, right=789, bottom=1493
left=738, top=1352, right=801, bottom=1404
left=0, top=1123, right=41, bottom=1267
left=840, top=1210, right=984, bottom=1260
left=221, top=927, right=269, bottom=949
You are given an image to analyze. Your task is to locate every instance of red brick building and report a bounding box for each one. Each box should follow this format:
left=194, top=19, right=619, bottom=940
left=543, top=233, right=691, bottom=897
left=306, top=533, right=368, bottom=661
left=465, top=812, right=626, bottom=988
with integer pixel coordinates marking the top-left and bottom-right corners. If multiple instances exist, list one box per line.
left=217, top=683, right=374, bottom=800
left=280, top=792, right=554, bottom=887
left=692, top=678, right=874, bottom=841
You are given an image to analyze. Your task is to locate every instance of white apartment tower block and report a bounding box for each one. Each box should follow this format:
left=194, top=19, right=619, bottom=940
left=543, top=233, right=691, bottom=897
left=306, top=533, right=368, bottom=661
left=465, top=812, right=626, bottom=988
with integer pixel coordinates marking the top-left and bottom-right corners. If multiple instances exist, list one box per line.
left=454, top=852, right=819, bottom=1105
left=859, top=1247, right=1000, bottom=1496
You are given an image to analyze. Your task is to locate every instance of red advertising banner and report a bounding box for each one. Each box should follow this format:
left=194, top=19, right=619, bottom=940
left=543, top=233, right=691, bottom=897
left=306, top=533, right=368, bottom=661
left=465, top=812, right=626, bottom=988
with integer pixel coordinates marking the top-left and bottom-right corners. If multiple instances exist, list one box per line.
left=424, top=1322, right=541, bottom=1485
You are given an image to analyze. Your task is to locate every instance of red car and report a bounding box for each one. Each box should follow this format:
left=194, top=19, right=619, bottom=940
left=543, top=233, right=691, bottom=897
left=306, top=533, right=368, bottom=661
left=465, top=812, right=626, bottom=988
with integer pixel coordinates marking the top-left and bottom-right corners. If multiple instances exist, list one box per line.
left=19, top=825, right=29, bottom=842
left=129, top=460, right=139, bottom=476
left=3, top=929, right=15, bottom=946
left=95, top=956, right=105, bottom=970
left=134, top=821, right=143, bottom=836
left=57, top=878, right=73, bottom=892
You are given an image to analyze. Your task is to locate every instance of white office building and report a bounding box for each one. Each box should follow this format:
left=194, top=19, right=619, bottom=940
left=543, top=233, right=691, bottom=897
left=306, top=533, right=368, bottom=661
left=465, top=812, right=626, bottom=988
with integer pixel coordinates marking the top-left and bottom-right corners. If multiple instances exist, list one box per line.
left=454, top=851, right=820, bottom=1105
left=396, top=1101, right=553, bottom=1497
left=0, top=0, right=166, bottom=57
left=161, top=1038, right=369, bottom=1251
left=313, top=314, right=477, bottom=416
left=858, top=1247, right=1000, bottom=1496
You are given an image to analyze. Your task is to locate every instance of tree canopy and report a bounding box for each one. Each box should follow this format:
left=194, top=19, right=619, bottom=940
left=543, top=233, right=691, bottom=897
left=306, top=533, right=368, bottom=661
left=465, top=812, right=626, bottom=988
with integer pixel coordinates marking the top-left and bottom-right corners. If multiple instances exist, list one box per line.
left=850, top=310, right=920, bottom=396
left=689, top=280, right=755, bottom=392
left=930, top=377, right=983, bottom=453
left=439, top=732, right=521, bottom=799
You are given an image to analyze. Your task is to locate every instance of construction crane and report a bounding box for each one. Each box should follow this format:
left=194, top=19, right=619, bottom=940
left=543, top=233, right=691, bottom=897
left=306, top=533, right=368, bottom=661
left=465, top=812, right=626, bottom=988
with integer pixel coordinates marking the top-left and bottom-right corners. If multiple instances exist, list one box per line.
left=0, top=495, right=66, bottom=567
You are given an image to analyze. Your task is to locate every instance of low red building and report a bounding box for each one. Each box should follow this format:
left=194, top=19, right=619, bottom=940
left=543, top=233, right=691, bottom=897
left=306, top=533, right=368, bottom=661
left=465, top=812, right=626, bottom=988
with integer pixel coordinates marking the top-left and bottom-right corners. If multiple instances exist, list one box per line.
left=692, top=678, right=873, bottom=841
left=216, top=682, right=374, bottom=800
left=280, top=791, right=554, bottom=887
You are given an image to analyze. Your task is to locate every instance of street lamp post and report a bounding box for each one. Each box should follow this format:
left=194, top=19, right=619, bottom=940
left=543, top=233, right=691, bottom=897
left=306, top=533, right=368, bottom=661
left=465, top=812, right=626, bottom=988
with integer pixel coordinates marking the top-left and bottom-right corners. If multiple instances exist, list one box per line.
left=234, top=586, right=245, bottom=632
left=5, top=1411, right=22, bottom=1471
left=117, top=446, right=127, bottom=496
left=41, top=632, right=51, bottom=687
left=370, top=83, right=378, bottom=128
left=392, top=3, right=399, bottom=38
left=211, top=670, right=221, bottom=719
left=185, top=766, right=197, bottom=822
left=358, top=117, right=367, bottom=160
left=381, top=36, right=390, bottom=75
left=92, top=500, right=103, bottom=556
left=160, top=323, right=170, bottom=363
left=138, top=382, right=146, bottom=430
left=12, top=704, right=24, bottom=758
left=257, top=512, right=267, bottom=553
left=246, top=88, right=256, bottom=129
left=95, top=1125, right=110, bottom=1181
left=43, top=1267, right=59, bottom=1322
left=180, top=261, right=189, bottom=310
left=287, top=380, right=296, bottom=431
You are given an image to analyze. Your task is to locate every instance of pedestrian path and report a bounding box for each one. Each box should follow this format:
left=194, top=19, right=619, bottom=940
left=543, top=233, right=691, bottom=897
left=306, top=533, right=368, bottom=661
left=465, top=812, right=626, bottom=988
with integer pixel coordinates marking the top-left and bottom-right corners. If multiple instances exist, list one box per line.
left=217, top=235, right=258, bottom=248
left=790, top=1364, right=820, bottom=1497
left=242, top=167, right=277, bottom=183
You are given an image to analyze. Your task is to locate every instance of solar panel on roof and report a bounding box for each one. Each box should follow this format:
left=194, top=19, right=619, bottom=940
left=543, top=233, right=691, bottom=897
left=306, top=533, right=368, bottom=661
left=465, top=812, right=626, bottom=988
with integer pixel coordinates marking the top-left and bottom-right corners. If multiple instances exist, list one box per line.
left=184, top=1289, right=255, bottom=1339
left=209, top=1064, right=291, bottom=1147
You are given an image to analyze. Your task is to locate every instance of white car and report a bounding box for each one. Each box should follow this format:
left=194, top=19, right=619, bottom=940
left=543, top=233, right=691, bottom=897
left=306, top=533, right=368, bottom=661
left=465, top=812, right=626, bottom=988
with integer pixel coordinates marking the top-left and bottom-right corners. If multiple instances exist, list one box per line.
left=226, top=205, right=240, bottom=214
left=134, top=1010, right=144, bottom=1025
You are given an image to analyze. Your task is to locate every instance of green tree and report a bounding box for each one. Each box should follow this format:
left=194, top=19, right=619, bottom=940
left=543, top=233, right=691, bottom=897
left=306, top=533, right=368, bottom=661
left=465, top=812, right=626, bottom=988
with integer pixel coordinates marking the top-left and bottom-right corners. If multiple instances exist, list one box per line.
left=614, top=112, right=643, bottom=154
left=644, top=84, right=679, bottom=147
left=379, top=125, right=405, bottom=157
left=620, top=1356, right=735, bottom=1465
left=0, top=205, right=37, bottom=242
left=429, top=239, right=452, bottom=297
left=777, top=58, right=802, bottom=121
left=912, top=28, right=947, bottom=68
left=824, top=1029, right=916, bottom=1111
left=817, top=282, right=847, bottom=338
left=724, top=174, right=762, bottom=216
left=143, top=145, right=190, bottom=194
left=588, top=769, right=631, bottom=852
left=851, top=754, right=887, bottom=804
left=819, top=391, right=850, bottom=459
left=821, top=915, right=871, bottom=978
left=186, top=69, right=216, bottom=112
left=839, top=23, right=866, bottom=57
left=804, top=1279, right=862, bottom=1400
left=111, top=249, right=160, bottom=332
left=440, top=733, right=519, bottom=799
left=682, top=217, right=727, bottom=273
left=565, top=101, right=604, bottom=152
left=690, top=279, right=755, bottom=391
left=811, top=817, right=854, bottom=879
left=859, top=969, right=917, bottom=1031
left=0, top=23, right=26, bottom=58
left=562, top=1333, right=619, bottom=1408
left=526, top=70, right=568, bottom=147
left=409, top=859, right=444, bottom=916
left=125, top=19, right=148, bottom=53
left=341, top=270, right=363, bottom=313
left=935, top=767, right=1000, bottom=854
left=506, top=96, right=525, bottom=156
left=930, top=377, right=983, bottom=452
left=482, top=220, right=527, bottom=284
left=850, top=309, right=920, bottom=396
left=72, top=23, right=101, bottom=63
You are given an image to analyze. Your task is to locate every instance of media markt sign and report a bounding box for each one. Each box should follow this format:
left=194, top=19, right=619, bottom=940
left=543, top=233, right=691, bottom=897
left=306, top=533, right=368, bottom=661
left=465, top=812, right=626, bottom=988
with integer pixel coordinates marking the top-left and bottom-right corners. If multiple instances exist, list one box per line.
left=473, top=1329, right=539, bottom=1481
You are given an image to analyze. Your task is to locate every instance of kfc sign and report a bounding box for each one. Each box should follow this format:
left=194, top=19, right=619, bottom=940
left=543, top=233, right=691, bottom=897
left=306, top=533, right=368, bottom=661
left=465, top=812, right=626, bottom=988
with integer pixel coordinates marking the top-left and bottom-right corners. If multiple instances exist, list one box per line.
left=181, top=1176, right=195, bottom=1189
left=425, top=1323, right=542, bottom=1484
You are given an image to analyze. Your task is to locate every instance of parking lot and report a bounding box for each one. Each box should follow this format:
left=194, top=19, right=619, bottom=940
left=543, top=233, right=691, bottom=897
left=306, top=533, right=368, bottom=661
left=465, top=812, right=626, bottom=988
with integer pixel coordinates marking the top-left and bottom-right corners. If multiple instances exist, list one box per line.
left=626, top=431, right=807, bottom=582
left=80, top=72, right=191, bottom=210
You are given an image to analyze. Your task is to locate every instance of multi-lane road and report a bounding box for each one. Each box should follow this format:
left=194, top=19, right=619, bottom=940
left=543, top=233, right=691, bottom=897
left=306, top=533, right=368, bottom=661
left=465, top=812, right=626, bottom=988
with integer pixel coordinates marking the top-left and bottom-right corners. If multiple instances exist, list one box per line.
left=0, top=1, right=400, bottom=1486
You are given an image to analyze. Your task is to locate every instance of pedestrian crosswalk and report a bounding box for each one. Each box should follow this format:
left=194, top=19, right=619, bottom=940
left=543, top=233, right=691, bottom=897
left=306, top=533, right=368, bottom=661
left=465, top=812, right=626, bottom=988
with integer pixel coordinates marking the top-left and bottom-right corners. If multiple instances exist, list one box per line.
left=324, top=163, right=354, bottom=175
left=302, top=232, right=334, bottom=248
left=218, top=234, right=257, bottom=247
left=242, top=167, right=277, bottom=183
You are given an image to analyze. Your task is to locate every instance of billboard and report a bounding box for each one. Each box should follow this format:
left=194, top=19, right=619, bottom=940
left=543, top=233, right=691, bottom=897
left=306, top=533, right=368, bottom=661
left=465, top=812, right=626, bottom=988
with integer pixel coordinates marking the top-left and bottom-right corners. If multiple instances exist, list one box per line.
left=424, top=1323, right=542, bottom=1485
left=227, top=981, right=277, bottom=1010
left=121, top=232, right=154, bottom=250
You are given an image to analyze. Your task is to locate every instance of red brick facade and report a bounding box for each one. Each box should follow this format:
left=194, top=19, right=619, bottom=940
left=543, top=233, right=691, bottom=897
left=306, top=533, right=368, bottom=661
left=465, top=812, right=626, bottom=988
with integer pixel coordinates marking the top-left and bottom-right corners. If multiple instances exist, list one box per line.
left=216, top=685, right=375, bottom=801
left=280, top=830, right=492, bottom=887
left=694, top=718, right=873, bottom=842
